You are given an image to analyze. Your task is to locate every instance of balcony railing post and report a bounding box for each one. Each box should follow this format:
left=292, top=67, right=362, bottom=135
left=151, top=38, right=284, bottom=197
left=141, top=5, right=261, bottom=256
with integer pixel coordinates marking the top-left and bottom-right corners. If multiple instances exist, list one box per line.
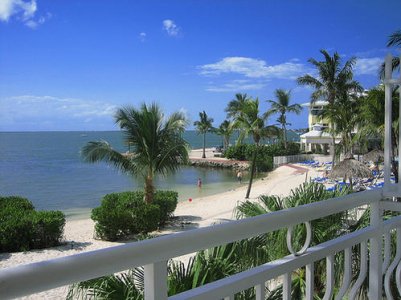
left=369, top=200, right=383, bottom=299
left=144, top=261, right=168, bottom=300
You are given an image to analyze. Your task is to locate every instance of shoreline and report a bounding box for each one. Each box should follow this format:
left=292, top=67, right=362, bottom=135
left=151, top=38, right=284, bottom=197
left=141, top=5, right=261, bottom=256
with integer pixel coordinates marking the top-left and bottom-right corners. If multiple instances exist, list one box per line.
left=0, top=163, right=318, bottom=299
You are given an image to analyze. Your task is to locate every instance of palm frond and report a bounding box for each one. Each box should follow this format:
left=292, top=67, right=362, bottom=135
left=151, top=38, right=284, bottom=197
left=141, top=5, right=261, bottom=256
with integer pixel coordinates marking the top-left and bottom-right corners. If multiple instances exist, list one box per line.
left=81, top=141, right=136, bottom=175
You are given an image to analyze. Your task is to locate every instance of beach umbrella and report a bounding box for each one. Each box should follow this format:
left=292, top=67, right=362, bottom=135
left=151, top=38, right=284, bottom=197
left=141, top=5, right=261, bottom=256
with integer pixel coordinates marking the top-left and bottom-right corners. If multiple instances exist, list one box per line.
left=329, top=157, right=372, bottom=189
left=362, top=149, right=384, bottom=163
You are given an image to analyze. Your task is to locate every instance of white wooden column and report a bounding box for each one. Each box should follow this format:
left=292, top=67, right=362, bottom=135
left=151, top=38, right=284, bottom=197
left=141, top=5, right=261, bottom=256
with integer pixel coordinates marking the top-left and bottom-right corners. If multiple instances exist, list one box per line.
left=369, top=201, right=383, bottom=299
left=144, top=261, right=168, bottom=300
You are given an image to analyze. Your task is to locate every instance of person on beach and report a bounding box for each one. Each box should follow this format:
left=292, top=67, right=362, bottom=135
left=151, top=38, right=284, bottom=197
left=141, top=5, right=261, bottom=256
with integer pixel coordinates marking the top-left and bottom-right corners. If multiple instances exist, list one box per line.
left=237, top=171, right=243, bottom=183
left=197, top=178, right=202, bottom=188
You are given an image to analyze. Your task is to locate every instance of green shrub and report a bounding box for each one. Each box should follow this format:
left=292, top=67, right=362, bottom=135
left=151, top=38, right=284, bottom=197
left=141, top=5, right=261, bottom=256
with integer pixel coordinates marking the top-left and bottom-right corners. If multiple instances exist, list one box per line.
left=0, top=196, right=65, bottom=253
left=31, top=211, right=66, bottom=249
left=0, top=196, right=34, bottom=211
left=223, top=143, right=300, bottom=172
left=153, top=190, right=178, bottom=225
left=223, top=144, right=248, bottom=160
left=92, top=190, right=178, bottom=241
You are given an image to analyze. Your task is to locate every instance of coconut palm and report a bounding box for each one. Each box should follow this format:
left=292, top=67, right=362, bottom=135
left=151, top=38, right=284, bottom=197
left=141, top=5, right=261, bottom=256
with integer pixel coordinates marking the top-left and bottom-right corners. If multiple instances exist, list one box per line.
left=214, top=120, right=233, bottom=150
left=357, top=86, right=400, bottom=181
left=81, top=103, right=189, bottom=204
left=322, top=89, right=362, bottom=157
left=232, top=97, right=278, bottom=198
left=193, top=111, right=214, bottom=159
left=380, top=29, right=401, bottom=76
left=225, top=93, right=250, bottom=145
left=225, top=93, right=249, bottom=119
left=297, top=49, right=360, bottom=165
left=267, top=89, right=302, bottom=149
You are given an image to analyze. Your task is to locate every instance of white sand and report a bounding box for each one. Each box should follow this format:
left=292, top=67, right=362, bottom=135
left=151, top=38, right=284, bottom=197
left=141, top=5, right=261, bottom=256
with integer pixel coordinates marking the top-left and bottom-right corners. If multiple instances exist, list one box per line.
left=0, top=162, right=320, bottom=299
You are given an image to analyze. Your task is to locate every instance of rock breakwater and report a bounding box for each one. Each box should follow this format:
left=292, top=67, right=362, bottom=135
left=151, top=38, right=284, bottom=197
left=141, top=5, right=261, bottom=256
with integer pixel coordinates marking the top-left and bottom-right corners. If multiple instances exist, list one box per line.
left=188, top=158, right=249, bottom=170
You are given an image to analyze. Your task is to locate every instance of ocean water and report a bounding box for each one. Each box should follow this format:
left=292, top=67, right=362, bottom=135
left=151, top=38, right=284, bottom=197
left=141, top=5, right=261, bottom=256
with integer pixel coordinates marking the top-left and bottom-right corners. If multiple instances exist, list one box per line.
left=0, top=131, right=299, bottom=219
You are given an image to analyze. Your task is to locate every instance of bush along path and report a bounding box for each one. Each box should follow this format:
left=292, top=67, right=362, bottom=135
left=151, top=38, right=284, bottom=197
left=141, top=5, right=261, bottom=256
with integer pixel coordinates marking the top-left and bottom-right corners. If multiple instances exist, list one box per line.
left=0, top=196, right=65, bottom=253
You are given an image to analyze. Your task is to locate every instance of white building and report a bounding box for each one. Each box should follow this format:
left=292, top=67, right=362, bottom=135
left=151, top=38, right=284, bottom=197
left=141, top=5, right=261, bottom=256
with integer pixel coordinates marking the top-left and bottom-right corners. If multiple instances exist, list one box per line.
left=300, top=101, right=339, bottom=154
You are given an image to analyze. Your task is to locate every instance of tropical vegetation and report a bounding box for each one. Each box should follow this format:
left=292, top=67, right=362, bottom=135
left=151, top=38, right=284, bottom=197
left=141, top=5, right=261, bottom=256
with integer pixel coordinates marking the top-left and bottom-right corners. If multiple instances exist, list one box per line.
left=297, top=49, right=362, bottom=164
left=267, top=89, right=302, bottom=149
left=81, top=103, right=189, bottom=204
left=0, top=196, right=65, bottom=252
left=214, top=119, right=233, bottom=150
left=193, top=110, right=214, bottom=158
left=91, top=191, right=178, bottom=241
left=67, top=182, right=353, bottom=299
left=224, top=97, right=279, bottom=198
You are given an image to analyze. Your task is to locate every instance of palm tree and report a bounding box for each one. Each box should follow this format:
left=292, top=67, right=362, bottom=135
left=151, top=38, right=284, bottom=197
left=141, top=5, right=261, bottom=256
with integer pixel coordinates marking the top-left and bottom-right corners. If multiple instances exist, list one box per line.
left=357, top=86, right=400, bottom=181
left=193, top=111, right=214, bottom=159
left=297, top=49, right=360, bottom=164
left=233, top=97, right=278, bottom=198
left=266, top=89, right=302, bottom=149
left=322, top=88, right=362, bottom=157
left=382, top=29, right=401, bottom=75
left=81, top=103, right=189, bottom=204
left=225, top=93, right=249, bottom=119
left=214, top=120, right=233, bottom=150
left=225, top=93, right=250, bottom=145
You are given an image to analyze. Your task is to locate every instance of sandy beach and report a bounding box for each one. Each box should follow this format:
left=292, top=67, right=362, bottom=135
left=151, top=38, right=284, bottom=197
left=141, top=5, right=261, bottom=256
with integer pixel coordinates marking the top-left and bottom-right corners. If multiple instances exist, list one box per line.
left=0, top=150, right=321, bottom=299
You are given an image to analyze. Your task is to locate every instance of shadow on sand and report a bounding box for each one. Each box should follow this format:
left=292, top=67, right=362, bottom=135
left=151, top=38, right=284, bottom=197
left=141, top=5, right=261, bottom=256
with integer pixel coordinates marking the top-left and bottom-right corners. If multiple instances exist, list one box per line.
left=164, top=215, right=202, bottom=232
left=0, top=253, right=11, bottom=261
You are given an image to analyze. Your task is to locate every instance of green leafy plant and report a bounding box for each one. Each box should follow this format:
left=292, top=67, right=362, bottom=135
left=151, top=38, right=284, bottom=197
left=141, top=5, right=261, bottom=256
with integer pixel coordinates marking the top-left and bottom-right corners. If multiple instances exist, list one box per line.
left=0, top=196, right=65, bottom=252
left=91, top=190, right=178, bottom=241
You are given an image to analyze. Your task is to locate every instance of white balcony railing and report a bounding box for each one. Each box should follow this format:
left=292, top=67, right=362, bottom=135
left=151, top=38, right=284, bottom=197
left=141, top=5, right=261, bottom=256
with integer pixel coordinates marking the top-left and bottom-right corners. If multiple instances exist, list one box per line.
left=1, top=189, right=401, bottom=299
left=0, top=55, right=400, bottom=300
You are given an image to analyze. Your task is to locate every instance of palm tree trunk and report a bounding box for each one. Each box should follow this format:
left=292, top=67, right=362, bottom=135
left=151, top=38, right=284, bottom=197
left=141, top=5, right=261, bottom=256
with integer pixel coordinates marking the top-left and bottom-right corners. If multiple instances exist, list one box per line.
left=202, top=133, right=206, bottom=158
left=245, top=145, right=258, bottom=199
left=144, top=175, right=154, bottom=204
left=283, top=124, right=287, bottom=149
left=331, top=121, right=336, bottom=167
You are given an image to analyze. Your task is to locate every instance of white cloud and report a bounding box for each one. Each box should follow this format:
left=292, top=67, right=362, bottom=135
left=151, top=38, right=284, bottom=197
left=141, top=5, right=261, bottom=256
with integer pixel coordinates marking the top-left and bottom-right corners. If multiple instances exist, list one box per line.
left=206, top=80, right=267, bottom=92
left=162, top=19, right=180, bottom=36
left=0, top=0, right=50, bottom=28
left=200, top=57, right=308, bottom=79
left=0, top=95, right=117, bottom=130
left=139, top=32, right=146, bottom=42
left=354, top=57, right=383, bottom=76
left=0, top=0, right=36, bottom=21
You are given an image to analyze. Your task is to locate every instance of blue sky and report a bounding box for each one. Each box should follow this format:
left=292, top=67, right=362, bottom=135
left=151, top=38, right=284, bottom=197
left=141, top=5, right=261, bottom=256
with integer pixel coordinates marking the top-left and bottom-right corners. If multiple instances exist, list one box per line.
left=0, top=0, right=400, bottom=131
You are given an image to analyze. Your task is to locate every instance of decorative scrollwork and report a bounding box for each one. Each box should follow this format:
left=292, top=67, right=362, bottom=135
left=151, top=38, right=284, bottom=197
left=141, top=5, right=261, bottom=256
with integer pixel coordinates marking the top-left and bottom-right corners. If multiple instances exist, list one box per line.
left=286, top=222, right=312, bottom=256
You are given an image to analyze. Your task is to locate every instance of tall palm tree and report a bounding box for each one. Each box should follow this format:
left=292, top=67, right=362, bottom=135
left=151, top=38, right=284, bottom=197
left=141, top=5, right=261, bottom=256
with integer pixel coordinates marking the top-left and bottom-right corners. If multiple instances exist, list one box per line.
left=193, top=111, right=214, bottom=159
left=357, top=86, right=400, bottom=181
left=387, top=30, right=401, bottom=72
left=214, top=120, right=233, bottom=150
left=225, top=93, right=250, bottom=145
left=267, top=89, right=302, bottom=149
left=225, top=93, right=249, bottom=119
left=81, top=103, right=189, bottom=204
left=233, top=98, right=278, bottom=198
left=297, top=49, right=360, bottom=164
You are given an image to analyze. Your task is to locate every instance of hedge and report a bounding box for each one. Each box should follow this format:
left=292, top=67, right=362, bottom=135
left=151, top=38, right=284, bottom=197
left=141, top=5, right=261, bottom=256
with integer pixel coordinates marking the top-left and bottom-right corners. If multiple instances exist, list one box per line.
left=91, top=190, right=178, bottom=241
left=224, top=143, right=300, bottom=172
left=0, top=196, right=65, bottom=253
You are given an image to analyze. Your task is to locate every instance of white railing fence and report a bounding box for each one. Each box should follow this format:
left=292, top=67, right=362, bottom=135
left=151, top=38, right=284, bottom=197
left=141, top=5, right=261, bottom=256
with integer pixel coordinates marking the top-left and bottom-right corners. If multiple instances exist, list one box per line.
left=1, top=55, right=400, bottom=300
left=2, top=189, right=401, bottom=299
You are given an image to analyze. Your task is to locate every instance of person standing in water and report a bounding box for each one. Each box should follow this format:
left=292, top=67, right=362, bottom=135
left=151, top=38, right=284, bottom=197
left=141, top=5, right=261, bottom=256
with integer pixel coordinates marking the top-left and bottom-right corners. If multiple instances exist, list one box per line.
left=197, top=178, right=202, bottom=188
left=237, top=171, right=243, bottom=184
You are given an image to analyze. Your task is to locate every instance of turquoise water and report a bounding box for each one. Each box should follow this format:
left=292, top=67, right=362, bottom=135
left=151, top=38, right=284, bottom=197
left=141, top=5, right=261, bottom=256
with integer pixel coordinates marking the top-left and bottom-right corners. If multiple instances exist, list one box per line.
left=0, top=131, right=299, bottom=219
